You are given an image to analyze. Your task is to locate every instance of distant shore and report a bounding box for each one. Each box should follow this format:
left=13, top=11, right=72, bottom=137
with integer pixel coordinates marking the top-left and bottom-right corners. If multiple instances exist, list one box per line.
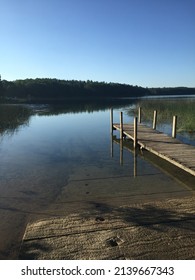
left=0, top=78, right=195, bottom=104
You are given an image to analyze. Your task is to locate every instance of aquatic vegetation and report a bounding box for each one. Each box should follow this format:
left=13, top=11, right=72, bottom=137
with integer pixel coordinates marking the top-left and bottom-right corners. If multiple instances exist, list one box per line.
left=132, top=98, right=195, bottom=133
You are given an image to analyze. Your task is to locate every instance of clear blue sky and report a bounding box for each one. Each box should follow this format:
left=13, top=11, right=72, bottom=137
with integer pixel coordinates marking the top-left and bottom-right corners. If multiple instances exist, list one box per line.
left=1, top=0, right=195, bottom=87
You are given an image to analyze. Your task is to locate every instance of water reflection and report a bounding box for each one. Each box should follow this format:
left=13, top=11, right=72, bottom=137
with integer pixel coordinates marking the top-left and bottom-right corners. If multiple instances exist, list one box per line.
left=0, top=105, right=32, bottom=136
left=0, top=98, right=194, bottom=260
left=0, top=100, right=137, bottom=135
left=112, top=137, right=137, bottom=178
left=111, top=135, right=195, bottom=191
left=36, top=99, right=138, bottom=115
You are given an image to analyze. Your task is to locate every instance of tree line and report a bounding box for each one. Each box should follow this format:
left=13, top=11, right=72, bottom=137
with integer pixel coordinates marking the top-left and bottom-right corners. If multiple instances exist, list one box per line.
left=0, top=78, right=194, bottom=103
left=0, top=78, right=148, bottom=102
left=149, top=87, right=195, bottom=96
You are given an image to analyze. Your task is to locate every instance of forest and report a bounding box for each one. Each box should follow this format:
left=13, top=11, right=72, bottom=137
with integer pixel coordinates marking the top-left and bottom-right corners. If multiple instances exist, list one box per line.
left=0, top=78, right=147, bottom=102
left=0, top=78, right=194, bottom=103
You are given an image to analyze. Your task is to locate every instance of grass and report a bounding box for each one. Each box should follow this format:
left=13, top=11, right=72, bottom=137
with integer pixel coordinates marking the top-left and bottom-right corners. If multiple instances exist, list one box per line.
left=133, top=98, right=195, bottom=133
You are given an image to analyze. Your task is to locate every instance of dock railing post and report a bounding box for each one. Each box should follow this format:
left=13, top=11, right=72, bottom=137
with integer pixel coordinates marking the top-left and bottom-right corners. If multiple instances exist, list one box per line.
left=138, top=107, right=141, bottom=123
left=134, top=117, right=137, bottom=148
left=172, top=115, right=177, bottom=138
left=153, top=110, right=157, bottom=130
left=110, top=108, right=113, bottom=135
left=120, top=112, right=123, bottom=139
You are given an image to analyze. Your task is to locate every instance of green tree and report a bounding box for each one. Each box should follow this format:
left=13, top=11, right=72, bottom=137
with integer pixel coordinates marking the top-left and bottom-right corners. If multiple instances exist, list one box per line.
left=0, top=74, right=4, bottom=98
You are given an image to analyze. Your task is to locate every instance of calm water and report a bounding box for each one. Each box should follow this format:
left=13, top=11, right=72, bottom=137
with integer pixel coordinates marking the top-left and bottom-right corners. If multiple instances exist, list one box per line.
left=0, top=98, right=195, bottom=259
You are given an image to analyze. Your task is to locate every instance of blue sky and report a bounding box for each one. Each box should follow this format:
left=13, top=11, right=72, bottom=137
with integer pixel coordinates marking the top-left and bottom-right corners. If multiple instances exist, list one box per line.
left=0, top=0, right=195, bottom=87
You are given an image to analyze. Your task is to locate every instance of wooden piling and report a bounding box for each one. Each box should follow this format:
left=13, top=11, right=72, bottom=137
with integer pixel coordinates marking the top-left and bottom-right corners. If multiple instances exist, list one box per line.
left=112, top=114, right=195, bottom=176
left=120, top=112, right=123, bottom=139
left=172, top=115, right=177, bottom=138
left=138, top=107, right=142, bottom=123
left=134, top=117, right=137, bottom=148
left=153, top=110, right=157, bottom=130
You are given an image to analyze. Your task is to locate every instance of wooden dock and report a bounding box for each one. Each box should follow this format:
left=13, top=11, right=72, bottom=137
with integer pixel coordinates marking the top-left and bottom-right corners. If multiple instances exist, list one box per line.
left=111, top=110, right=195, bottom=177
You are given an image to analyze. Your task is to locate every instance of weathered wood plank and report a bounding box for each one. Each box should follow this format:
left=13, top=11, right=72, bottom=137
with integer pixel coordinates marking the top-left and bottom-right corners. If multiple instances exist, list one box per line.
left=113, top=123, right=195, bottom=176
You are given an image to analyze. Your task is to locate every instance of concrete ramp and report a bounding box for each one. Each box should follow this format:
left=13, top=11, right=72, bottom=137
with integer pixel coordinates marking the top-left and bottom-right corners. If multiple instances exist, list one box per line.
left=19, top=196, right=195, bottom=260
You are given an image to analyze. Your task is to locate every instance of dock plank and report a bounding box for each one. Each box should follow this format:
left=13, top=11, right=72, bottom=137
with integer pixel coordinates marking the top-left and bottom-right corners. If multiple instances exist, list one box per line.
left=113, top=123, right=195, bottom=176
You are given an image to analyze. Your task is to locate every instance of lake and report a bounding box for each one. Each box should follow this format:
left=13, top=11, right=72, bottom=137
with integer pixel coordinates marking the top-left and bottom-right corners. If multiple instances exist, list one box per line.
left=0, top=97, right=195, bottom=259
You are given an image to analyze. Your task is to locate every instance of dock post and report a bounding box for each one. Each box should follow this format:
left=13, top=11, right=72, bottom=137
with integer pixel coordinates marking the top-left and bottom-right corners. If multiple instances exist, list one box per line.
left=110, top=108, right=113, bottom=135
left=138, top=107, right=142, bottom=123
left=120, top=112, right=123, bottom=139
left=134, top=117, right=137, bottom=148
left=153, top=110, right=157, bottom=130
left=172, top=115, right=177, bottom=138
